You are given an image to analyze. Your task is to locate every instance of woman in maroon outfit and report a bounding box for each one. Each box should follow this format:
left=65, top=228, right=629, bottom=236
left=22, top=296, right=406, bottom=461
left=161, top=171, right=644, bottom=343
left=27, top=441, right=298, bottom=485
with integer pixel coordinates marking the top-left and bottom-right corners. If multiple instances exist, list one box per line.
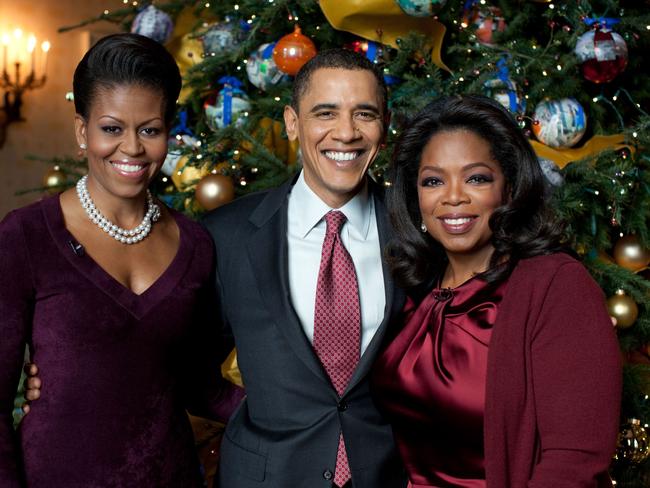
left=0, top=34, right=242, bottom=487
left=372, top=95, right=621, bottom=487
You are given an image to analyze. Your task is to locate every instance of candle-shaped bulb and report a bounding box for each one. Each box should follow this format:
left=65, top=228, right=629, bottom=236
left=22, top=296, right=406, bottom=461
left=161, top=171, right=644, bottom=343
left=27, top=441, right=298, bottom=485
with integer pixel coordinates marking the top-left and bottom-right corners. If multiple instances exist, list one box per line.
left=1, top=33, right=9, bottom=46
left=41, top=41, right=51, bottom=53
left=27, top=35, right=36, bottom=53
left=13, top=28, right=22, bottom=40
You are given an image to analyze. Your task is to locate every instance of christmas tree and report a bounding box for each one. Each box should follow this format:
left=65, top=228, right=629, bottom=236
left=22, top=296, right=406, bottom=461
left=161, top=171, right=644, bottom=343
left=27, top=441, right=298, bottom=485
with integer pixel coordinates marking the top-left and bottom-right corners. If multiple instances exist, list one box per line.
left=37, top=0, right=650, bottom=484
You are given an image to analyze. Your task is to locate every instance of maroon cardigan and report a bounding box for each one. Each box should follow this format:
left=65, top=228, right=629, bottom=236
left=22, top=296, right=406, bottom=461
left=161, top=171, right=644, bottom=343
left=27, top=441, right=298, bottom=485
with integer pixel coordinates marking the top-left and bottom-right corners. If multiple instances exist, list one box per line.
left=484, top=253, right=621, bottom=487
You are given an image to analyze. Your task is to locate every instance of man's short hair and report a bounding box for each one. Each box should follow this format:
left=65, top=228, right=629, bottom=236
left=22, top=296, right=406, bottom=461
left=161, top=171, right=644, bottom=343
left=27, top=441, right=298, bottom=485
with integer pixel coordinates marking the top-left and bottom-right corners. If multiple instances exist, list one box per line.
left=290, top=48, right=388, bottom=115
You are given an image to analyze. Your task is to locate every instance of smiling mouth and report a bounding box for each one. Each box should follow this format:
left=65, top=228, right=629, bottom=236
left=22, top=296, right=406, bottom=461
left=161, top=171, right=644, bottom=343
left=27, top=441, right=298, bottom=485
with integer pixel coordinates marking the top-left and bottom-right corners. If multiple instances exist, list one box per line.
left=437, top=216, right=478, bottom=234
left=442, top=217, right=473, bottom=226
left=110, top=161, right=148, bottom=173
left=323, top=150, right=362, bottom=162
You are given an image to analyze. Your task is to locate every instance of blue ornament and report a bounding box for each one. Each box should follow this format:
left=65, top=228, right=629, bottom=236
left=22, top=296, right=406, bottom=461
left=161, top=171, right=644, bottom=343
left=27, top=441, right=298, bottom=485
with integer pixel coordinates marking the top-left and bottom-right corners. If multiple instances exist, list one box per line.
left=131, top=5, right=174, bottom=44
left=204, top=77, right=250, bottom=131
left=483, top=58, right=526, bottom=114
left=396, top=0, right=447, bottom=17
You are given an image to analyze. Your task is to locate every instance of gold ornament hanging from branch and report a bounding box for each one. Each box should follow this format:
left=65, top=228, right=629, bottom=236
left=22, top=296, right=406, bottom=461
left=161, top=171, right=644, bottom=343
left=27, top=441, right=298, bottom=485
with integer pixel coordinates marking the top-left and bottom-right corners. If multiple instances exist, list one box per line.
left=614, top=235, right=650, bottom=272
left=607, top=289, right=639, bottom=329
left=194, top=174, right=235, bottom=211
left=43, top=167, right=67, bottom=194
left=615, top=419, right=650, bottom=464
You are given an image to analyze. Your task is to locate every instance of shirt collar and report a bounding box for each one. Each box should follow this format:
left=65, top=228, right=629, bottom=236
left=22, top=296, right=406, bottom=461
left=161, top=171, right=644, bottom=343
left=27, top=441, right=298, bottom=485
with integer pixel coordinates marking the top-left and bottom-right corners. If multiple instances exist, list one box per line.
left=291, top=171, right=372, bottom=239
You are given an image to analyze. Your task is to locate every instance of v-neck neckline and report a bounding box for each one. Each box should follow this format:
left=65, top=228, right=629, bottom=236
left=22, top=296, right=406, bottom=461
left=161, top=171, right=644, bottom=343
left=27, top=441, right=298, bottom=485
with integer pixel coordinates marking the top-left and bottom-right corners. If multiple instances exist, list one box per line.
left=41, top=194, right=195, bottom=320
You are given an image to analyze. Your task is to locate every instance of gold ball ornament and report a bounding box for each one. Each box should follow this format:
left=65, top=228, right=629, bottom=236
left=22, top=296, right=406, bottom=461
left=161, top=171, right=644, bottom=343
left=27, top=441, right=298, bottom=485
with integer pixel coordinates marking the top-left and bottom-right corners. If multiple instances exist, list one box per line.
left=607, top=289, right=639, bottom=329
left=614, top=235, right=650, bottom=272
left=43, top=167, right=66, bottom=194
left=615, top=419, right=650, bottom=464
left=195, top=174, right=235, bottom=211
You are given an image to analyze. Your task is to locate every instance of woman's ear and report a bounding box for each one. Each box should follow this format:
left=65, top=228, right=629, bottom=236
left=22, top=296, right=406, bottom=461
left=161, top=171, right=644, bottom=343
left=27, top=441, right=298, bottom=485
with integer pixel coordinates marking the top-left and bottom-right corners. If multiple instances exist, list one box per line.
left=74, top=114, right=87, bottom=149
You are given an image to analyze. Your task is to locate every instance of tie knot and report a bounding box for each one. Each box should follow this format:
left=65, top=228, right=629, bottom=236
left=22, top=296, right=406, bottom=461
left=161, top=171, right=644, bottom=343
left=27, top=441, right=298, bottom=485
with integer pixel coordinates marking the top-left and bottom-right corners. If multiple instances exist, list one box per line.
left=325, top=210, right=347, bottom=236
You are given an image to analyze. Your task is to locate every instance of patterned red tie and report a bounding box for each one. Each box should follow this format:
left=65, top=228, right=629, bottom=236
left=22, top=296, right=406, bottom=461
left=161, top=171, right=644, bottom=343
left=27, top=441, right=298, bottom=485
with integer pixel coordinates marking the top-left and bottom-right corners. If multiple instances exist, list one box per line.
left=313, top=210, right=361, bottom=487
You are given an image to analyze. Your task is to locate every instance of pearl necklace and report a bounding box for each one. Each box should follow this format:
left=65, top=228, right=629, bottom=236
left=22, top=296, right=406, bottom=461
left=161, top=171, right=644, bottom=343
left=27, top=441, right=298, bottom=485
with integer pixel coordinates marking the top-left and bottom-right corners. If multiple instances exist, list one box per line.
left=76, top=175, right=161, bottom=245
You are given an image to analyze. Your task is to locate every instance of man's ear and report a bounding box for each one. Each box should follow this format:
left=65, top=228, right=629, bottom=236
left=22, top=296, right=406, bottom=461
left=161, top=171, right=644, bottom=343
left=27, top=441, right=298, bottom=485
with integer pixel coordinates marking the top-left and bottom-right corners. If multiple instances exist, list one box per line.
left=74, top=114, right=87, bottom=148
left=284, top=105, right=299, bottom=142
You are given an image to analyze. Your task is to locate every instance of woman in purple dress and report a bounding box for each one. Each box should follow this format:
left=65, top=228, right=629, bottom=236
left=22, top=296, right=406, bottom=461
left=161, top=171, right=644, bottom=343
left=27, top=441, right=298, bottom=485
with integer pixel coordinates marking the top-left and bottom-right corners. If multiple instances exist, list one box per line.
left=372, top=95, right=621, bottom=487
left=0, top=34, right=243, bottom=487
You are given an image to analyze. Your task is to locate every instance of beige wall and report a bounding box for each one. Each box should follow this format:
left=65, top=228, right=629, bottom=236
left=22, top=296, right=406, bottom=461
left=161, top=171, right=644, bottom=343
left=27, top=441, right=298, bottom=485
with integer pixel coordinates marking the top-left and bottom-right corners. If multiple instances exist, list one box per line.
left=0, top=0, right=120, bottom=218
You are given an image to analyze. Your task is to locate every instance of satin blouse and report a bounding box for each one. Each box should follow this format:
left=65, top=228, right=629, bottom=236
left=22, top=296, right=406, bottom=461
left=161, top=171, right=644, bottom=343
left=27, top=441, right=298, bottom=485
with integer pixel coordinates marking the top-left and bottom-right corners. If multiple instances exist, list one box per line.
left=372, top=276, right=507, bottom=488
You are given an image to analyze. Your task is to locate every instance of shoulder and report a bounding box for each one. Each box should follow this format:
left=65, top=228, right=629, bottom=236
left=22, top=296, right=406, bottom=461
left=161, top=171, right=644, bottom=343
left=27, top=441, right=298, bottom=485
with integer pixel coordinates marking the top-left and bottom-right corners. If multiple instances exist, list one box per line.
left=0, top=197, right=49, bottom=236
left=202, top=188, right=272, bottom=230
left=513, top=252, right=580, bottom=276
left=509, top=252, right=604, bottom=302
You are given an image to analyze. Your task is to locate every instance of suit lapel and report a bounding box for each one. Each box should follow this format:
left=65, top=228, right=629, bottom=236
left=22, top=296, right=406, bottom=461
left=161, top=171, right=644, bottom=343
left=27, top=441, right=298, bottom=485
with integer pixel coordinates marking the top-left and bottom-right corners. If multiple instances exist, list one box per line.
left=246, top=178, right=329, bottom=382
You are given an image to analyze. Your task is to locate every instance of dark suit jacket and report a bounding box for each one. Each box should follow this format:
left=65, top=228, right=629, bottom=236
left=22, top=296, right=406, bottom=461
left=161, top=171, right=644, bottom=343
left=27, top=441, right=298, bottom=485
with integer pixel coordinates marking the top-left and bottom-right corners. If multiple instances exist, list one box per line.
left=202, top=176, right=407, bottom=488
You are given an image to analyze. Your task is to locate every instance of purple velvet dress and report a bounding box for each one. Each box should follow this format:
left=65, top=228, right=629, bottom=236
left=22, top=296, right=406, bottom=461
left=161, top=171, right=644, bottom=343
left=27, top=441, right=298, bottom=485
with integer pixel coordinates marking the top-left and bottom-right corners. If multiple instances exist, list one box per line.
left=0, top=196, right=244, bottom=488
left=372, top=277, right=506, bottom=488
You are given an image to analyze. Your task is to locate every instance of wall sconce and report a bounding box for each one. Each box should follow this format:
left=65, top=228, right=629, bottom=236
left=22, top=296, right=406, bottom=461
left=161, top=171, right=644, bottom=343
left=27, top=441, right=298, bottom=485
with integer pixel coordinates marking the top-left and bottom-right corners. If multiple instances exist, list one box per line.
left=0, top=28, right=50, bottom=148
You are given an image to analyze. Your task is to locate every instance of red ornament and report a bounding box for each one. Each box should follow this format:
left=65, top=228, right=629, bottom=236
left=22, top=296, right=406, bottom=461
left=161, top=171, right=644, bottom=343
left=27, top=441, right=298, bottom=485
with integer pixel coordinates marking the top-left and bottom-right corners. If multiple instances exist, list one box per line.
left=574, top=28, right=628, bottom=83
left=272, top=25, right=317, bottom=76
left=463, top=6, right=506, bottom=45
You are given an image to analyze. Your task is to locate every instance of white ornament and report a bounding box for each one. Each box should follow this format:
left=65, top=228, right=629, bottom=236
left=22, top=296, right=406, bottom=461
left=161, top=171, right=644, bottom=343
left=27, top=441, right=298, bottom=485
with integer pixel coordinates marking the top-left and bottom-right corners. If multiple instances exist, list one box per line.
left=533, top=98, right=587, bottom=149
left=246, top=43, right=288, bottom=91
left=131, top=5, right=174, bottom=44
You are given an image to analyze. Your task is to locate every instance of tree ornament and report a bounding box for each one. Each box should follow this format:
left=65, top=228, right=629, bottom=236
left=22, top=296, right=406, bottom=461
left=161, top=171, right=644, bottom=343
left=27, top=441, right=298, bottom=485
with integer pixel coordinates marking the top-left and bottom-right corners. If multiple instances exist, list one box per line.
left=195, top=174, right=236, bottom=211
left=131, top=5, right=174, bottom=44
left=574, top=19, right=628, bottom=84
left=483, top=58, right=526, bottom=114
left=43, top=167, right=66, bottom=193
left=615, top=419, right=650, bottom=464
left=204, top=77, right=250, bottom=131
left=537, top=158, right=564, bottom=190
left=607, top=289, right=638, bottom=329
left=162, top=134, right=199, bottom=177
left=246, top=43, right=289, bottom=91
left=463, top=4, right=507, bottom=45
left=395, top=0, right=447, bottom=17
left=202, top=20, right=244, bottom=57
left=171, top=155, right=210, bottom=191
left=272, top=25, right=317, bottom=76
left=613, top=235, right=650, bottom=272
left=532, top=98, right=587, bottom=148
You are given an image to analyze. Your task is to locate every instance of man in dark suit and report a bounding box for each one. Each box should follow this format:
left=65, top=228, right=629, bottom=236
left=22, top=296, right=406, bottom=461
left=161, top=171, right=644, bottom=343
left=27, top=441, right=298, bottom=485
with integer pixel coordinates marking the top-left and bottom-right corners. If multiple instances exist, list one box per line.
left=202, top=49, right=407, bottom=487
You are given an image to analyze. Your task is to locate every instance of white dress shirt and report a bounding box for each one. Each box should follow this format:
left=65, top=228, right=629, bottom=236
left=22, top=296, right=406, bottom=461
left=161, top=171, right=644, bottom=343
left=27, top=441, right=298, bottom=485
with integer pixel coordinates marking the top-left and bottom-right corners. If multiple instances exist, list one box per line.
left=287, top=171, right=386, bottom=356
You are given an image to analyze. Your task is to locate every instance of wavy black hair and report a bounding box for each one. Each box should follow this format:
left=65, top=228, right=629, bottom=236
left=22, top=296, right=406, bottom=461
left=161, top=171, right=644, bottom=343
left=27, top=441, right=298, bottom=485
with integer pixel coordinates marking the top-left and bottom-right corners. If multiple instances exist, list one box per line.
left=73, top=33, right=181, bottom=126
left=386, top=95, right=565, bottom=291
left=290, top=48, right=387, bottom=116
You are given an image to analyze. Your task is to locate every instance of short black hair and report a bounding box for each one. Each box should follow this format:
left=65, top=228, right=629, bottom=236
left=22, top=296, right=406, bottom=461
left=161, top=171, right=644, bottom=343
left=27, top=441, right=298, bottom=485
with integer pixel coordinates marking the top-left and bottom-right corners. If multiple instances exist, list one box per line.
left=290, top=48, right=387, bottom=115
left=73, top=33, right=181, bottom=126
left=387, top=94, right=565, bottom=290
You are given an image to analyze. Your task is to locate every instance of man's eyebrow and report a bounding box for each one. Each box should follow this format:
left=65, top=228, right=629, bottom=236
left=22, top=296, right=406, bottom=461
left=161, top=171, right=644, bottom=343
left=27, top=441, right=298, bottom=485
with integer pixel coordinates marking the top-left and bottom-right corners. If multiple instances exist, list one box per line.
left=309, top=103, right=338, bottom=113
left=308, top=103, right=380, bottom=114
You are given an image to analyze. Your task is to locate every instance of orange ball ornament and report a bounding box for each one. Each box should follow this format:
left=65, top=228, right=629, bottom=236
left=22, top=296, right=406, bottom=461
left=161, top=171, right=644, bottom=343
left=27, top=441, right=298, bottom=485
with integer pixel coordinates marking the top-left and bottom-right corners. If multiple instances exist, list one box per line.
left=195, top=174, right=235, bottom=211
left=272, top=25, right=317, bottom=76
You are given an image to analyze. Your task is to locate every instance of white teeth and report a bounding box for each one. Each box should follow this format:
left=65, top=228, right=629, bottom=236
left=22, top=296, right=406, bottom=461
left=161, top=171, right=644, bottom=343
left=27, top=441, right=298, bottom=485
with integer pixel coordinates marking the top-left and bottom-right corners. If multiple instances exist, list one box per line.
left=324, top=151, right=359, bottom=161
left=443, top=217, right=472, bottom=225
left=112, top=162, right=145, bottom=173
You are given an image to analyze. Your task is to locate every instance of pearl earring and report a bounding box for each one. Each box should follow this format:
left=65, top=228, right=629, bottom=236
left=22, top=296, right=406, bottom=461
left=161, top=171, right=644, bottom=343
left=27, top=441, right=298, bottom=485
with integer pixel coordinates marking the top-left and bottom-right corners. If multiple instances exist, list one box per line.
left=79, top=143, right=87, bottom=150
left=420, top=222, right=427, bottom=233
